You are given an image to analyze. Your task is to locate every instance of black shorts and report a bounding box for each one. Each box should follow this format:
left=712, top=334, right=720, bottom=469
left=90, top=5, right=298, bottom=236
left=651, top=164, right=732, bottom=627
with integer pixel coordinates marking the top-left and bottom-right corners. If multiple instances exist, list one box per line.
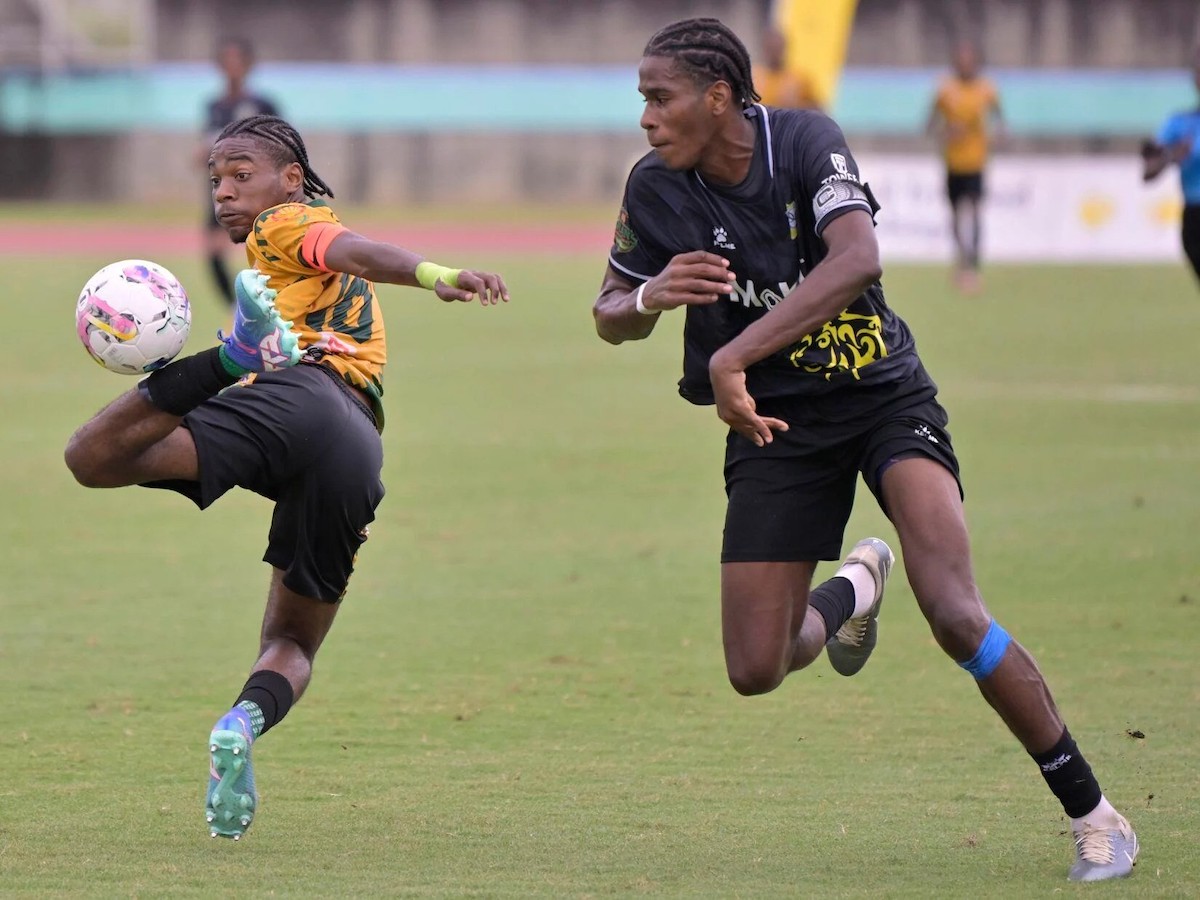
left=145, top=364, right=385, bottom=601
left=947, top=171, right=984, bottom=204
left=721, top=365, right=962, bottom=563
left=1183, top=203, right=1200, bottom=281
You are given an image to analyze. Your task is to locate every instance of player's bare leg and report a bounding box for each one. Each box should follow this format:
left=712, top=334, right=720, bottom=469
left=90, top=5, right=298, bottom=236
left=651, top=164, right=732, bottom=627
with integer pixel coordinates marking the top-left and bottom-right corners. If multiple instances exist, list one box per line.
left=64, top=390, right=197, bottom=488
left=882, top=456, right=1137, bottom=881
left=720, top=561, right=819, bottom=695
left=719, top=547, right=892, bottom=695
left=207, top=569, right=340, bottom=839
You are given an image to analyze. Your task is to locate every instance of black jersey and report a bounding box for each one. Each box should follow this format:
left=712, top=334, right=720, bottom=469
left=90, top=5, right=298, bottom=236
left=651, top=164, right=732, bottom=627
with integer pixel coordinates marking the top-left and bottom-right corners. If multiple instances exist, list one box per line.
left=204, top=92, right=278, bottom=137
left=609, top=105, right=920, bottom=405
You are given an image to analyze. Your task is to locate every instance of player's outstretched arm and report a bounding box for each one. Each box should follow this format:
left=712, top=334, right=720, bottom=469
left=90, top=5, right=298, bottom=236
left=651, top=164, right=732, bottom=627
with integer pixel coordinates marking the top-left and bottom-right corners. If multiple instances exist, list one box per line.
left=322, top=230, right=508, bottom=305
left=593, top=251, right=734, bottom=345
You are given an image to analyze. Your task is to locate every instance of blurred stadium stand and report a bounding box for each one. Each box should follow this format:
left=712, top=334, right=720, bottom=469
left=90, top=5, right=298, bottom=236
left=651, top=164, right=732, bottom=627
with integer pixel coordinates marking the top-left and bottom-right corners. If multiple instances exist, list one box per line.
left=1, top=0, right=1198, bottom=203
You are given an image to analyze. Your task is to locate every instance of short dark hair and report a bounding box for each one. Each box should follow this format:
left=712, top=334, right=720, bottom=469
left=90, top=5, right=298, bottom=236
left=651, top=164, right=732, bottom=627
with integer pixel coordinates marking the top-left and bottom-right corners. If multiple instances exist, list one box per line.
left=643, top=17, right=761, bottom=107
left=216, top=114, right=335, bottom=199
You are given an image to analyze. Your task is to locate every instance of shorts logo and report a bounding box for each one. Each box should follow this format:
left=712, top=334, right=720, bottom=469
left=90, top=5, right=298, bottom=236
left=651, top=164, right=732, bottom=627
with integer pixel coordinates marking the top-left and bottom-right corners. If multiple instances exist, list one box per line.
left=712, top=224, right=736, bottom=249
left=613, top=207, right=639, bottom=253
left=914, top=424, right=940, bottom=444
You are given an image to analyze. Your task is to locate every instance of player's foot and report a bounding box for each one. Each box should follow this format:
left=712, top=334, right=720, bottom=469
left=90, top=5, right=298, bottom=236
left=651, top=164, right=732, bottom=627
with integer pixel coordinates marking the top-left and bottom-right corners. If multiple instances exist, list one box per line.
left=205, top=710, right=257, bottom=840
left=825, top=537, right=894, bottom=676
left=954, top=268, right=983, bottom=295
left=1068, top=814, right=1139, bottom=882
left=218, top=269, right=301, bottom=372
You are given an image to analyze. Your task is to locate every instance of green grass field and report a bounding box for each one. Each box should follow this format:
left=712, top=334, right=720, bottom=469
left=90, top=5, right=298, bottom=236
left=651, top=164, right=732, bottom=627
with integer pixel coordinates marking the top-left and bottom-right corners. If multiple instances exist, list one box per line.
left=2, top=235, right=1199, bottom=897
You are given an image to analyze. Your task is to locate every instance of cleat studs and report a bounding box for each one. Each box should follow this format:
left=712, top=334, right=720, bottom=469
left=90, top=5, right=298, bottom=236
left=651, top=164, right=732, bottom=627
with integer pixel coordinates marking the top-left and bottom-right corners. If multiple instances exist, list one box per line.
left=210, top=744, right=217, bottom=752
left=240, top=815, right=251, bottom=826
left=211, top=831, right=218, bottom=838
left=206, top=814, right=214, bottom=823
left=232, top=746, right=240, bottom=755
left=233, top=834, right=241, bottom=841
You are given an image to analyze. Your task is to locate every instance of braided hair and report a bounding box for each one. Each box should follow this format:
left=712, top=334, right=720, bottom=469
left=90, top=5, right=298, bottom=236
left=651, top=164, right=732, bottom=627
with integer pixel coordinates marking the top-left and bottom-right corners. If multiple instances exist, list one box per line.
left=643, top=17, right=761, bottom=108
left=216, top=114, right=335, bottom=199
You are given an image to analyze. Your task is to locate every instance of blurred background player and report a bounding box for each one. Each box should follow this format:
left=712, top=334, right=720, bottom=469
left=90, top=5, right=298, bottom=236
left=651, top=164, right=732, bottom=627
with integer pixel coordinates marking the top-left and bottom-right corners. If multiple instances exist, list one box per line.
left=1142, top=47, right=1200, bottom=286
left=926, top=40, right=1003, bottom=294
left=753, top=27, right=820, bottom=110
left=198, top=38, right=278, bottom=306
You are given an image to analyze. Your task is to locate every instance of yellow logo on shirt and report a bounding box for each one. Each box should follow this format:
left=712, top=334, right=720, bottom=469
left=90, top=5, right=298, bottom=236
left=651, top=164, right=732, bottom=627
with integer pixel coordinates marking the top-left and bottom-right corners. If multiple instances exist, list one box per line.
left=789, top=311, right=887, bottom=378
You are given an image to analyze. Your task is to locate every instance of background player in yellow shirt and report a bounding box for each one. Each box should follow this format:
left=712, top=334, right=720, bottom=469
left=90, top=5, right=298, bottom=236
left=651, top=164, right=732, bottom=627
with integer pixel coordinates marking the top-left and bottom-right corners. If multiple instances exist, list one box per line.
left=927, top=41, right=1004, bottom=294
left=65, top=114, right=507, bottom=841
left=753, top=27, right=820, bottom=111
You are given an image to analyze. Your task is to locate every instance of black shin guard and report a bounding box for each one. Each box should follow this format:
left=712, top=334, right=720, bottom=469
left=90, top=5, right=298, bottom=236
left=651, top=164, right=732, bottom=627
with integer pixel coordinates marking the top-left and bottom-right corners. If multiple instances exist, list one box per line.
left=235, top=670, right=295, bottom=738
left=140, top=346, right=240, bottom=417
left=808, top=576, right=857, bottom=638
left=1032, top=726, right=1103, bottom=819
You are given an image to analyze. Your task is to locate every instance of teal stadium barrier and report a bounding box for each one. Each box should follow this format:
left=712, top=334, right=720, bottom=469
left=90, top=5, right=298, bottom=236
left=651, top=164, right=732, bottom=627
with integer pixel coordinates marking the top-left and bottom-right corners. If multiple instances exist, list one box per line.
left=0, top=64, right=1192, bottom=136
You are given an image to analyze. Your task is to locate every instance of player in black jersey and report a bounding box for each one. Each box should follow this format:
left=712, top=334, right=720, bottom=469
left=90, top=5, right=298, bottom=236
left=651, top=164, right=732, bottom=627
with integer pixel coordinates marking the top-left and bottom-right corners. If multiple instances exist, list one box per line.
left=592, top=18, right=1137, bottom=883
left=198, top=38, right=278, bottom=306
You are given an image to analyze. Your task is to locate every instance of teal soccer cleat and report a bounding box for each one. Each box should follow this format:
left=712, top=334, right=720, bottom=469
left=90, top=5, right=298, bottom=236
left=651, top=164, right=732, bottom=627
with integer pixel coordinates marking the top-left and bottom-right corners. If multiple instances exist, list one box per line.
left=218, top=269, right=301, bottom=372
left=205, top=711, right=257, bottom=840
left=825, top=537, right=894, bottom=676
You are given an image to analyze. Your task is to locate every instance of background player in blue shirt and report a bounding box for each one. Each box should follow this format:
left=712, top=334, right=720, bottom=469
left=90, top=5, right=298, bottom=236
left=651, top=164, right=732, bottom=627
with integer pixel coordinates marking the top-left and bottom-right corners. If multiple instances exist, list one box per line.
left=197, top=38, right=278, bottom=306
left=1143, top=48, right=1200, bottom=284
left=593, top=17, right=1138, bottom=883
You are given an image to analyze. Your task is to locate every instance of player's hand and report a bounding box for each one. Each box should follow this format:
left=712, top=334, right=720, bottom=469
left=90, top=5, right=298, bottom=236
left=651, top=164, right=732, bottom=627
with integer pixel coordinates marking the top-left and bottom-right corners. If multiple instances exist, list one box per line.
left=640, top=251, right=736, bottom=312
left=708, top=351, right=788, bottom=448
left=435, top=270, right=510, bottom=306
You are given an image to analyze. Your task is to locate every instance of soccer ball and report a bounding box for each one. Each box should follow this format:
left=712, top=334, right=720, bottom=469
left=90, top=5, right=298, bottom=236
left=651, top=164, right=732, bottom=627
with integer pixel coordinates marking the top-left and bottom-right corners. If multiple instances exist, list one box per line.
left=76, top=259, right=191, bottom=375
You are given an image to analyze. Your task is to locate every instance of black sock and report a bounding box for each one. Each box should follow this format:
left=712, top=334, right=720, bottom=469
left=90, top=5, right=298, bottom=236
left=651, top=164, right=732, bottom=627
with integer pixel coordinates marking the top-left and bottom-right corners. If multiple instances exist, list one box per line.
left=235, top=670, right=295, bottom=738
left=1031, top=726, right=1103, bottom=818
left=208, top=254, right=234, bottom=306
left=808, top=576, right=856, bottom=638
left=140, top=346, right=240, bottom=417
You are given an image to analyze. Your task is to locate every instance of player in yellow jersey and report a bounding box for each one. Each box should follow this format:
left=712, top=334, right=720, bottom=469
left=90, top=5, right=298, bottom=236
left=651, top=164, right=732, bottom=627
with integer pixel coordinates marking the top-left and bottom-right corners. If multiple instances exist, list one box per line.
left=927, top=41, right=1003, bottom=294
left=753, top=27, right=820, bottom=111
left=64, top=114, right=508, bottom=840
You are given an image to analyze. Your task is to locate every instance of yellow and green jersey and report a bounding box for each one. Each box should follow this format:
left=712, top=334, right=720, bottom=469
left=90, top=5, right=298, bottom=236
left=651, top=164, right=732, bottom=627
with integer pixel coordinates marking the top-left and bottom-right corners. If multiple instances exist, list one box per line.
left=246, top=199, right=387, bottom=426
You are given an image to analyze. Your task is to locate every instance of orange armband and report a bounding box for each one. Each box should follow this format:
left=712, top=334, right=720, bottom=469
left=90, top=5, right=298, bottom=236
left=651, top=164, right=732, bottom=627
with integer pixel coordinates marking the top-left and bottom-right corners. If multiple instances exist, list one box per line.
left=299, top=222, right=346, bottom=272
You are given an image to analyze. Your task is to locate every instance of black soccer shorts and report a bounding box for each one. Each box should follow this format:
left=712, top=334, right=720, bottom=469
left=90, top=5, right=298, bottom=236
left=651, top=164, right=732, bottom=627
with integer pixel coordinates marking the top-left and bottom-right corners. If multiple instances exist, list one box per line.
left=1182, top=203, right=1200, bottom=282
left=145, top=363, right=385, bottom=601
left=721, top=366, right=962, bottom=563
left=947, top=171, right=984, bottom=204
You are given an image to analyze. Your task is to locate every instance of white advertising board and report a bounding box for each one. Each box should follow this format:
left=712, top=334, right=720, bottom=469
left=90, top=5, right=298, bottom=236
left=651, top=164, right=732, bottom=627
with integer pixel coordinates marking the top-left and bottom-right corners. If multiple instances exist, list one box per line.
left=857, top=154, right=1185, bottom=263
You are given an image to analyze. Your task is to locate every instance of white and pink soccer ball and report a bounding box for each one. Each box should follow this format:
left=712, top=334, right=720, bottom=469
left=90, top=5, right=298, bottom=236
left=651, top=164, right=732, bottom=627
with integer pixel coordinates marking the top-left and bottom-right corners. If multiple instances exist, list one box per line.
left=76, top=259, right=191, bottom=375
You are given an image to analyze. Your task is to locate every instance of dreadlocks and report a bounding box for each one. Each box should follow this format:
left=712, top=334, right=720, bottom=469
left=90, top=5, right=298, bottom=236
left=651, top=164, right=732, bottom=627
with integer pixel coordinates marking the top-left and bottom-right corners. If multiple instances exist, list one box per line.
left=216, top=114, right=335, bottom=199
left=643, top=17, right=761, bottom=108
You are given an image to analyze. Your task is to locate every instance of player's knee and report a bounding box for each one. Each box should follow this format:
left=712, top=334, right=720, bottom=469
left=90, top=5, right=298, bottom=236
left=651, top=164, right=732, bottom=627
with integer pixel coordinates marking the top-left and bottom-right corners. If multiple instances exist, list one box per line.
left=63, top=434, right=110, bottom=488
left=726, top=659, right=785, bottom=697
left=923, top=599, right=991, bottom=662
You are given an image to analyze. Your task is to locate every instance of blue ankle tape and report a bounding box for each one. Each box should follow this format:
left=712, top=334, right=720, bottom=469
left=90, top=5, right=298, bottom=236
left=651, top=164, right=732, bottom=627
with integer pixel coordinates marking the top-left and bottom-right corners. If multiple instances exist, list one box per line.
left=958, top=619, right=1011, bottom=680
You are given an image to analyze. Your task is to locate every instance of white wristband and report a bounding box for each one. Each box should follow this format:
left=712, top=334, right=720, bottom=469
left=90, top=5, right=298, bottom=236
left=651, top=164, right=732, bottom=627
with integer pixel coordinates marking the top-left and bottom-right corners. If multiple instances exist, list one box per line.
left=635, top=282, right=657, bottom=315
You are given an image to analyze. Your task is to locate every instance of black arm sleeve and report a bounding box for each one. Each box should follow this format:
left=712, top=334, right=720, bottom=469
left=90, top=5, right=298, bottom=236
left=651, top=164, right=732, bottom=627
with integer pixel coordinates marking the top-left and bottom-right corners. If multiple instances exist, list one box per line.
left=608, top=159, right=682, bottom=283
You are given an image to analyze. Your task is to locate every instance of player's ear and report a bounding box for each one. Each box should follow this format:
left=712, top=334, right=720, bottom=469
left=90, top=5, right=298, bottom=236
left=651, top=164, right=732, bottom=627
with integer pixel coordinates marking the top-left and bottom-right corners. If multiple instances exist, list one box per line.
left=281, top=161, right=304, bottom=194
left=707, top=80, right=732, bottom=116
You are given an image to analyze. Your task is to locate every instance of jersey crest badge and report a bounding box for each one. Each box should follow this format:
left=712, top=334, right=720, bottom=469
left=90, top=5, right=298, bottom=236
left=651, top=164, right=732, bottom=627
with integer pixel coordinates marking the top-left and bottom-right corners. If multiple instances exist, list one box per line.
left=614, top=207, right=638, bottom=253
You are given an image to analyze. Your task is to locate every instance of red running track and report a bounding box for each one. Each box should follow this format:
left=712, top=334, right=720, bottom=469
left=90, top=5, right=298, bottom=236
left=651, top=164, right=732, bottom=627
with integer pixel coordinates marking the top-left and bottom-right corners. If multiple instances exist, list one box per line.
left=0, top=222, right=612, bottom=257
